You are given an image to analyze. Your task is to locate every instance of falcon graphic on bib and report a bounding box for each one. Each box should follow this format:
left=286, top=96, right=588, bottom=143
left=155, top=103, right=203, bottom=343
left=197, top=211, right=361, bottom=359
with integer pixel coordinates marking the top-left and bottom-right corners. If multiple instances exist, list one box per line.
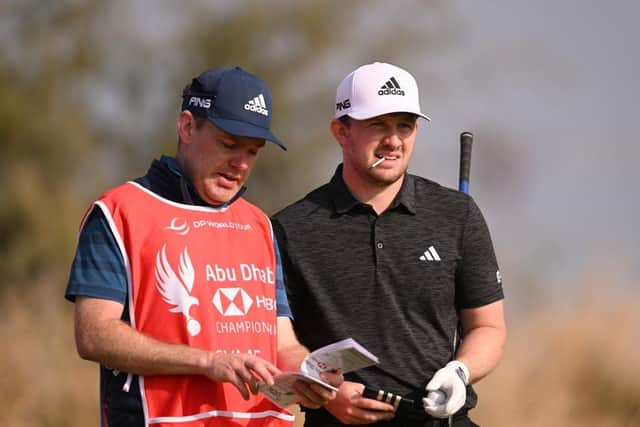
left=154, top=244, right=201, bottom=336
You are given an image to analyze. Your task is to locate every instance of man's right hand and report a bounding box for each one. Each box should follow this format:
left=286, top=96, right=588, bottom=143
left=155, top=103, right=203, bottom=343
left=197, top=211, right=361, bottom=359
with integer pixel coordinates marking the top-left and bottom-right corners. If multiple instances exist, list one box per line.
left=324, top=381, right=396, bottom=424
left=203, top=353, right=280, bottom=400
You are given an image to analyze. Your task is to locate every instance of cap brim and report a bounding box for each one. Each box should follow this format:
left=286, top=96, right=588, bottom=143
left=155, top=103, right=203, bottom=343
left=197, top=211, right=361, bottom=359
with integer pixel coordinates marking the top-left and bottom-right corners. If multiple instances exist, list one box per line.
left=209, top=117, right=287, bottom=150
left=347, top=108, right=431, bottom=122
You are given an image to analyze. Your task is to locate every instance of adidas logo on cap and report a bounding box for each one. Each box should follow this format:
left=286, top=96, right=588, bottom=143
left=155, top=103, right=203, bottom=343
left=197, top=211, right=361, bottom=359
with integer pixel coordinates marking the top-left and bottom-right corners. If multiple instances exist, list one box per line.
left=334, top=62, right=431, bottom=121
left=244, top=93, right=269, bottom=116
left=378, top=77, right=405, bottom=96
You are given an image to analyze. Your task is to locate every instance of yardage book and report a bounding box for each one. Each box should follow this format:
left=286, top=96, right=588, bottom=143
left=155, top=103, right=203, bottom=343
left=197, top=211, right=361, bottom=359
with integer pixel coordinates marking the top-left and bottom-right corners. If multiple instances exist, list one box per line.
left=259, top=337, right=379, bottom=407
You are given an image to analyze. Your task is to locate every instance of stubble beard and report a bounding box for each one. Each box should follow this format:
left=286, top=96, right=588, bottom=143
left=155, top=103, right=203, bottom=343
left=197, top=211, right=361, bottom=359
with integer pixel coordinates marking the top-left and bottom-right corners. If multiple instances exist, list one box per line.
left=363, top=162, right=406, bottom=188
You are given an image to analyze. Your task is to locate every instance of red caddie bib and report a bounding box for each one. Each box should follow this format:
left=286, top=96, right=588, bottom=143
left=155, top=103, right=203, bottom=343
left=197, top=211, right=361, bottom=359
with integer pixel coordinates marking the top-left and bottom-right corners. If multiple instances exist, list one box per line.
left=92, top=181, right=293, bottom=427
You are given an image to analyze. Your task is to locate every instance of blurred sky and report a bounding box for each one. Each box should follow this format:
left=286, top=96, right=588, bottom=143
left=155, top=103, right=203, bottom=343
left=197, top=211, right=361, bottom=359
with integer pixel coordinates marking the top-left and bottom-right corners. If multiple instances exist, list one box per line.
left=402, top=0, right=640, bottom=300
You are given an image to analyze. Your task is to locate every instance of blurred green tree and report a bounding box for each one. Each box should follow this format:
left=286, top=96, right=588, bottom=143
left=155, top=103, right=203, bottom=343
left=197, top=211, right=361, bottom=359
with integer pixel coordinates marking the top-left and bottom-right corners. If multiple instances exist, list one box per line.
left=0, top=2, right=104, bottom=286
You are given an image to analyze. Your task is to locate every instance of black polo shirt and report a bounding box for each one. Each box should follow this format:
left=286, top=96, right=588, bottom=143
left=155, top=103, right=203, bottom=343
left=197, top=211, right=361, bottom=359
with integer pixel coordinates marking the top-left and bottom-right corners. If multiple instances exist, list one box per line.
left=272, top=164, right=503, bottom=418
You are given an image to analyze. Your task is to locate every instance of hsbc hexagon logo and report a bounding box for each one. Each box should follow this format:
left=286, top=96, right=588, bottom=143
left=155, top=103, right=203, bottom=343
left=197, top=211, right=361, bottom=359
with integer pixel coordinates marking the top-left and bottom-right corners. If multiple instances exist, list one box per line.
left=212, top=288, right=253, bottom=316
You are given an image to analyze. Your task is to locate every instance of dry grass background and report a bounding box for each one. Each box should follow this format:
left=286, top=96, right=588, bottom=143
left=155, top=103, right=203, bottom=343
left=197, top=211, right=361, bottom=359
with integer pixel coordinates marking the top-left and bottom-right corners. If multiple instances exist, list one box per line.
left=473, top=282, right=640, bottom=426
left=2, top=272, right=638, bottom=427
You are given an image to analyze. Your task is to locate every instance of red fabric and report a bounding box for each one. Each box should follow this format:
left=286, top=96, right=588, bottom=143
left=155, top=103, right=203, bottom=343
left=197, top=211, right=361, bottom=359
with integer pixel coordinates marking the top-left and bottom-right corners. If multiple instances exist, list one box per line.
left=97, top=182, right=292, bottom=426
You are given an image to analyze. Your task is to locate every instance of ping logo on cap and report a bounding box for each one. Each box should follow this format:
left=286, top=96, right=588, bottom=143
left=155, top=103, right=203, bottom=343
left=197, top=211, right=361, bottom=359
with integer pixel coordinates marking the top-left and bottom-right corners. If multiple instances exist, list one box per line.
left=336, top=98, right=351, bottom=111
left=188, top=96, right=211, bottom=108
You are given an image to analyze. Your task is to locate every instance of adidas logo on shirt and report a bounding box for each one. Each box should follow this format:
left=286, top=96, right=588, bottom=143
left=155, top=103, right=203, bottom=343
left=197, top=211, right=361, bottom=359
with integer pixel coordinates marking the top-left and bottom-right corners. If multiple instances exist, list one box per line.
left=419, top=246, right=441, bottom=262
left=244, top=93, right=269, bottom=116
left=378, top=76, right=405, bottom=96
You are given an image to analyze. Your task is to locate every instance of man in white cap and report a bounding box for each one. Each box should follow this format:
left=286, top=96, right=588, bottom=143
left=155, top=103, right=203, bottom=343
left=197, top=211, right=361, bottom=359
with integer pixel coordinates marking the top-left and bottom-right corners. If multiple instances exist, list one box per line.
left=272, top=62, right=506, bottom=426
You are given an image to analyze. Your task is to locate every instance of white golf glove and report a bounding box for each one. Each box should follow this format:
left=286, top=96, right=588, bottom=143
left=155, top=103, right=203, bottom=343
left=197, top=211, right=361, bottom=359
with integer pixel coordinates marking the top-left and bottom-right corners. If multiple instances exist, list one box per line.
left=422, top=360, right=469, bottom=419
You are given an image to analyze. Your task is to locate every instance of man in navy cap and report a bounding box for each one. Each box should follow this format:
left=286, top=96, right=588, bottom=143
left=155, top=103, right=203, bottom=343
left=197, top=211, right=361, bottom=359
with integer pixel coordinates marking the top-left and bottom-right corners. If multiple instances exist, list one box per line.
left=65, top=67, right=341, bottom=427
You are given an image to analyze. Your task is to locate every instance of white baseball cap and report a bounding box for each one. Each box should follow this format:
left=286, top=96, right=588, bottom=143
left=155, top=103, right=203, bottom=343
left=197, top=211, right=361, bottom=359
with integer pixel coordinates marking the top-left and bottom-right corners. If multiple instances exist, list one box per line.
left=334, top=62, right=430, bottom=121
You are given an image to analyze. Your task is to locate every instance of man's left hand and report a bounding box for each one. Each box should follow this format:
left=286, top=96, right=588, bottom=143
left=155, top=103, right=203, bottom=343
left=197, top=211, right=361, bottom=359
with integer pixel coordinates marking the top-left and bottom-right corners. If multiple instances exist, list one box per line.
left=422, top=360, right=469, bottom=419
left=324, top=380, right=396, bottom=424
left=293, top=370, right=344, bottom=409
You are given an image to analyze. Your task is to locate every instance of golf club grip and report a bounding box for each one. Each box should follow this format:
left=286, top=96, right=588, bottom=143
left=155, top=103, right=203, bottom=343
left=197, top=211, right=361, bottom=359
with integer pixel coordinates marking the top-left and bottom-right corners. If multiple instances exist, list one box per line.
left=362, top=386, right=415, bottom=409
left=459, top=132, right=473, bottom=194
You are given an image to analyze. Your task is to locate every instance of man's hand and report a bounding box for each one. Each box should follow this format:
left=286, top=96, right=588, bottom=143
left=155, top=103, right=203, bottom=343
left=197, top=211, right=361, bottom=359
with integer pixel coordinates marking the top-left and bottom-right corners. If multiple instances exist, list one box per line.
left=293, top=370, right=344, bottom=409
left=203, top=353, right=280, bottom=400
left=423, top=360, right=469, bottom=419
left=324, top=381, right=395, bottom=424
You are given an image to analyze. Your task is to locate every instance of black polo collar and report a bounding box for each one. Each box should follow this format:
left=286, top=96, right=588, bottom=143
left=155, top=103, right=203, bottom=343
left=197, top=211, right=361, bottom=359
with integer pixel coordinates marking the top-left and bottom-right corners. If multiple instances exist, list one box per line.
left=328, top=164, right=417, bottom=215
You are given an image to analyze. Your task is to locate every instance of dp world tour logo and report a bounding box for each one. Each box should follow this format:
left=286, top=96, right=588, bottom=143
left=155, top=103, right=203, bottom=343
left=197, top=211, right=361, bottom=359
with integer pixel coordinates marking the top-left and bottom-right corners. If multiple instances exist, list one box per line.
left=165, top=217, right=190, bottom=236
left=212, top=288, right=254, bottom=316
left=155, top=244, right=201, bottom=336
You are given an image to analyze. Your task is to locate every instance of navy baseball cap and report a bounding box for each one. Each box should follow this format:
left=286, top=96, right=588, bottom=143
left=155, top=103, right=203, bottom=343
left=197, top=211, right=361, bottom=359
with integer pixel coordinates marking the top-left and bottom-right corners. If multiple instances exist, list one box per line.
left=181, top=67, right=286, bottom=150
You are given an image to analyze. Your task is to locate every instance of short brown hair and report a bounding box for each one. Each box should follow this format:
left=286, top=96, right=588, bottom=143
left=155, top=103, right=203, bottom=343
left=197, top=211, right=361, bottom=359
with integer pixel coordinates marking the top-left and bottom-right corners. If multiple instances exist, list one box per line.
left=338, top=115, right=351, bottom=127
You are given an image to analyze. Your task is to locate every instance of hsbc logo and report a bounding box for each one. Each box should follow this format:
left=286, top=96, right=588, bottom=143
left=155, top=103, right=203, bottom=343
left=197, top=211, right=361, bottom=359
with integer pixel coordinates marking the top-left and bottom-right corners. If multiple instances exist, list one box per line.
left=212, top=288, right=253, bottom=316
left=188, top=96, right=211, bottom=108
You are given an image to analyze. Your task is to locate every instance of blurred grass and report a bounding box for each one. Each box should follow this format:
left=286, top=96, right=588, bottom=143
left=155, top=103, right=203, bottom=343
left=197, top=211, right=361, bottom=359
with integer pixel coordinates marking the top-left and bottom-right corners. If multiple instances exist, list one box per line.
left=0, top=274, right=96, bottom=426
left=2, top=278, right=638, bottom=426
left=474, top=278, right=640, bottom=426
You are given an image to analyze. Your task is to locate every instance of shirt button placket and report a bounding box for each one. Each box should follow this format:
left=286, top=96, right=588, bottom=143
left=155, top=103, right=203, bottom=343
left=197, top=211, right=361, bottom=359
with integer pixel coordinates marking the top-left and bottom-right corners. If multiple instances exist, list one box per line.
left=372, top=217, right=383, bottom=250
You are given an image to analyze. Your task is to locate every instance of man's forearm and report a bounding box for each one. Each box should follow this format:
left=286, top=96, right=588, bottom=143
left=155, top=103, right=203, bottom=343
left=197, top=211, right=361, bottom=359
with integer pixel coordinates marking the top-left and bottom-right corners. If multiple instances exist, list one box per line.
left=76, top=304, right=210, bottom=376
left=454, top=325, right=505, bottom=384
left=455, top=300, right=506, bottom=384
left=75, top=297, right=283, bottom=400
